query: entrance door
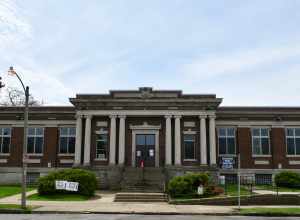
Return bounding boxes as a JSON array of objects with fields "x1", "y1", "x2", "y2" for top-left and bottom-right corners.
[{"x1": 135, "y1": 134, "x2": 155, "y2": 167}]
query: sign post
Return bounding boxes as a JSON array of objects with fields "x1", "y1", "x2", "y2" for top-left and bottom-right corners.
[{"x1": 237, "y1": 153, "x2": 241, "y2": 210}]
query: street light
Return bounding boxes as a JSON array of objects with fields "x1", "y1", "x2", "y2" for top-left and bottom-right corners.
[{"x1": 8, "y1": 66, "x2": 29, "y2": 209}]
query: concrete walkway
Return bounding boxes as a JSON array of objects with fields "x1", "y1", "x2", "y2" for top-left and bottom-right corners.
[
  {"x1": 1, "y1": 191, "x2": 299, "y2": 215},
  {"x1": 253, "y1": 190, "x2": 300, "y2": 195},
  {"x1": 0, "y1": 191, "x2": 234, "y2": 214}
]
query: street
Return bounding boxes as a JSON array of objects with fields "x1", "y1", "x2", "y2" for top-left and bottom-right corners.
[{"x1": 2, "y1": 214, "x2": 300, "y2": 220}]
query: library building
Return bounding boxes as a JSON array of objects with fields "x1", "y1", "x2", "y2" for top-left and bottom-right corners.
[{"x1": 0, "y1": 87, "x2": 299, "y2": 190}]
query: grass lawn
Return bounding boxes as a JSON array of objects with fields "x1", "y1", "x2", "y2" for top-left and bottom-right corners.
[
  {"x1": 225, "y1": 184, "x2": 252, "y2": 196},
  {"x1": 240, "y1": 207, "x2": 300, "y2": 216},
  {"x1": 0, "y1": 204, "x2": 33, "y2": 213},
  {"x1": 27, "y1": 193, "x2": 91, "y2": 201},
  {"x1": 255, "y1": 185, "x2": 300, "y2": 192},
  {"x1": 0, "y1": 185, "x2": 36, "y2": 199}
]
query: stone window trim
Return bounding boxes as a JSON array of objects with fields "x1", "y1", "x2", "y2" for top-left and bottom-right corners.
[
  {"x1": 217, "y1": 127, "x2": 236, "y2": 156},
  {"x1": 95, "y1": 132, "x2": 109, "y2": 161},
  {"x1": 0, "y1": 127, "x2": 11, "y2": 155},
  {"x1": 27, "y1": 127, "x2": 44, "y2": 155},
  {"x1": 59, "y1": 127, "x2": 76, "y2": 155},
  {"x1": 285, "y1": 127, "x2": 300, "y2": 156},
  {"x1": 251, "y1": 127, "x2": 271, "y2": 157},
  {"x1": 183, "y1": 133, "x2": 196, "y2": 160}
]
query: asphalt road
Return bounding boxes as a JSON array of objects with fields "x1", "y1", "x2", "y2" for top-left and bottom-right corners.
[{"x1": 2, "y1": 214, "x2": 300, "y2": 220}]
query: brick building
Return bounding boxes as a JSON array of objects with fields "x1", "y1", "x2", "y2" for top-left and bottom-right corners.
[{"x1": 0, "y1": 87, "x2": 299, "y2": 189}]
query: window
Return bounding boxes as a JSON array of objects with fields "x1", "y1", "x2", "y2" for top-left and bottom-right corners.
[
  {"x1": 252, "y1": 128, "x2": 270, "y2": 155},
  {"x1": 218, "y1": 127, "x2": 236, "y2": 155},
  {"x1": 0, "y1": 128, "x2": 11, "y2": 154},
  {"x1": 96, "y1": 133, "x2": 108, "y2": 160},
  {"x1": 27, "y1": 127, "x2": 44, "y2": 154},
  {"x1": 183, "y1": 134, "x2": 196, "y2": 160},
  {"x1": 286, "y1": 128, "x2": 300, "y2": 155},
  {"x1": 59, "y1": 127, "x2": 76, "y2": 154}
]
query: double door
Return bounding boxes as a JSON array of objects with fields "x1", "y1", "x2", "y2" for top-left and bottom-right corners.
[{"x1": 135, "y1": 134, "x2": 155, "y2": 167}]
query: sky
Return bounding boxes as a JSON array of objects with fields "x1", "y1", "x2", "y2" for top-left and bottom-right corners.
[{"x1": 0, "y1": 0, "x2": 300, "y2": 106}]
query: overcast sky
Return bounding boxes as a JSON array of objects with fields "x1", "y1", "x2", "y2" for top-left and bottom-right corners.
[{"x1": 0, "y1": 0, "x2": 300, "y2": 106}]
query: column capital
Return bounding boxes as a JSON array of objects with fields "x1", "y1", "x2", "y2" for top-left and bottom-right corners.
[
  {"x1": 208, "y1": 114, "x2": 216, "y2": 119},
  {"x1": 118, "y1": 115, "x2": 126, "y2": 119},
  {"x1": 75, "y1": 114, "x2": 83, "y2": 119},
  {"x1": 109, "y1": 114, "x2": 117, "y2": 119},
  {"x1": 164, "y1": 114, "x2": 172, "y2": 119},
  {"x1": 199, "y1": 114, "x2": 207, "y2": 119},
  {"x1": 84, "y1": 115, "x2": 93, "y2": 119},
  {"x1": 174, "y1": 115, "x2": 182, "y2": 119}
]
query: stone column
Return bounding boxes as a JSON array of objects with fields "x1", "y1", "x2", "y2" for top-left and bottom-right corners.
[
  {"x1": 74, "y1": 115, "x2": 82, "y2": 165},
  {"x1": 209, "y1": 114, "x2": 217, "y2": 165},
  {"x1": 174, "y1": 115, "x2": 182, "y2": 166},
  {"x1": 118, "y1": 115, "x2": 126, "y2": 165},
  {"x1": 165, "y1": 115, "x2": 172, "y2": 166},
  {"x1": 83, "y1": 115, "x2": 92, "y2": 166},
  {"x1": 199, "y1": 114, "x2": 207, "y2": 165},
  {"x1": 109, "y1": 115, "x2": 117, "y2": 165}
]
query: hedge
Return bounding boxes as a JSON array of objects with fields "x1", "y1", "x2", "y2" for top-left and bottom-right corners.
[
  {"x1": 167, "y1": 172, "x2": 218, "y2": 198},
  {"x1": 37, "y1": 168, "x2": 97, "y2": 196},
  {"x1": 275, "y1": 171, "x2": 300, "y2": 189}
]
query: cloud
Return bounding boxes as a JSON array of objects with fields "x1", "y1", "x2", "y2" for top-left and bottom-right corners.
[
  {"x1": 181, "y1": 44, "x2": 300, "y2": 79},
  {"x1": 0, "y1": 0, "x2": 32, "y2": 49}
]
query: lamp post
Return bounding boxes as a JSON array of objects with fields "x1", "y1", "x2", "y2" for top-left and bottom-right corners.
[{"x1": 8, "y1": 66, "x2": 29, "y2": 209}]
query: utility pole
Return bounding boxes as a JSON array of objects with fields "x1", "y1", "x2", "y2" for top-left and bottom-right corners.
[{"x1": 237, "y1": 153, "x2": 241, "y2": 210}]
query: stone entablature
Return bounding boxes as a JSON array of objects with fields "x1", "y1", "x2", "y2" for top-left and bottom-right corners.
[{"x1": 69, "y1": 87, "x2": 223, "y2": 111}]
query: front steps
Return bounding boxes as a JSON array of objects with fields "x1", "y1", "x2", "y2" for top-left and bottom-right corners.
[
  {"x1": 114, "y1": 192, "x2": 168, "y2": 202},
  {"x1": 121, "y1": 167, "x2": 165, "y2": 192}
]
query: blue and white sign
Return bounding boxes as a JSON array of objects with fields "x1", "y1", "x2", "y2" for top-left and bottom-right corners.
[{"x1": 222, "y1": 157, "x2": 234, "y2": 169}]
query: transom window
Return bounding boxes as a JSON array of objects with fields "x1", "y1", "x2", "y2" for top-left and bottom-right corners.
[
  {"x1": 286, "y1": 128, "x2": 300, "y2": 155},
  {"x1": 27, "y1": 127, "x2": 44, "y2": 154},
  {"x1": 252, "y1": 128, "x2": 270, "y2": 156},
  {"x1": 217, "y1": 127, "x2": 236, "y2": 155},
  {"x1": 59, "y1": 127, "x2": 76, "y2": 154},
  {"x1": 183, "y1": 134, "x2": 196, "y2": 160},
  {"x1": 96, "y1": 133, "x2": 108, "y2": 160},
  {"x1": 0, "y1": 128, "x2": 11, "y2": 154}
]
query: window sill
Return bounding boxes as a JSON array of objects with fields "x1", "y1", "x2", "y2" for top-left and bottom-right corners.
[
  {"x1": 27, "y1": 153, "x2": 43, "y2": 157},
  {"x1": 219, "y1": 154, "x2": 236, "y2": 157},
  {"x1": 58, "y1": 154, "x2": 75, "y2": 157},
  {"x1": 286, "y1": 155, "x2": 300, "y2": 158},
  {"x1": 183, "y1": 159, "x2": 197, "y2": 162},
  {"x1": 252, "y1": 155, "x2": 271, "y2": 158},
  {"x1": 0, "y1": 153, "x2": 10, "y2": 156},
  {"x1": 94, "y1": 158, "x2": 108, "y2": 161}
]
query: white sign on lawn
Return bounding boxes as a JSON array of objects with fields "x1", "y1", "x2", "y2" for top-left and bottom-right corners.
[{"x1": 55, "y1": 180, "x2": 79, "y2": 192}]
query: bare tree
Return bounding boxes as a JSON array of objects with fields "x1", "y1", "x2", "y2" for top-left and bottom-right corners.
[{"x1": 0, "y1": 87, "x2": 43, "y2": 106}]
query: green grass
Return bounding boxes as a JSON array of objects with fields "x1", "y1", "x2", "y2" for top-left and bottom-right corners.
[
  {"x1": 0, "y1": 204, "x2": 33, "y2": 213},
  {"x1": 27, "y1": 193, "x2": 91, "y2": 201},
  {"x1": 225, "y1": 184, "x2": 252, "y2": 196},
  {"x1": 254, "y1": 185, "x2": 300, "y2": 192},
  {"x1": 240, "y1": 207, "x2": 300, "y2": 216},
  {"x1": 0, "y1": 185, "x2": 36, "y2": 198}
]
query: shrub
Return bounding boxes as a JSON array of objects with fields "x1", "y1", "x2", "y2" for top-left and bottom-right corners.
[
  {"x1": 184, "y1": 173, "x2": 209, "y2": 188},
  {"x1": 167, "y1": 172, "x2": 210, "y2": 197},
  {"x1": 167, "y1": 176, "x2": 193, "y2": 197},
  {"x1": 275, "y1": 171, "x2": 300, "y2": 189},
  {"x1": 38, "y1": 168, "x2": 97, "y2": 196}
]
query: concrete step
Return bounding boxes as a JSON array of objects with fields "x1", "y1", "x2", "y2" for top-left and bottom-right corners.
[{"x1": 114, "y1": 193, "x2": 168, "y2": 202}]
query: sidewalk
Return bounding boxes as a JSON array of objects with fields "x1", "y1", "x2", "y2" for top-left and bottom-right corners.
[
  {"x1": 253, "y1": 189, "x2": 300, "y2": 195},
  {"x1": 0, "y1": 191, "x2": 234, "y2": 215},
  {"x1": 0, "y1": 191, "x2": 299, "y2": 215}
]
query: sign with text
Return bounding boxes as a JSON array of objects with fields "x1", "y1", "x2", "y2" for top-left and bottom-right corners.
[
  {"x1": 222, "y1": 157, "x2": 234, "y2": 169},
  {"x1": 55, "y1": 180, "x2": 79, "y2": 192}
]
